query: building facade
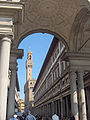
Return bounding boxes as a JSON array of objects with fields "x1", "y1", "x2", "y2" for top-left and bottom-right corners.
[
  {"x1": 33, "y1": 37, "x2": 90, "y2": 119},
  {"x1": 17, "y1": 99, "x2": 25, "y2": 113},
  {"x1": 24, "y1": 50, "x2": 36, "y2": 111}
]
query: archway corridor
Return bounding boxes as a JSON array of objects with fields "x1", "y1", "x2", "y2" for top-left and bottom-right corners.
[
  {"x1": 3, "y1": 31, "x2": 90, "y2": 120},
  {"x1": 7, "y1": 31, "x2": 69, "y2": 120},
  {"x1": 0, "y1": 0, "x2": 90, "y2": 120}
]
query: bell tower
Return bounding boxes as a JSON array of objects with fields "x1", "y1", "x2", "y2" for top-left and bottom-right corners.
[
  {"x1": 24, "y1": 49, "x2": 36, "y2": 111},
  {"x1": 26, "y1": 50, "x2": 33, "y2": 81}
]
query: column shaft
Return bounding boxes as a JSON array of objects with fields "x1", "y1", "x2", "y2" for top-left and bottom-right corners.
[
  {"x1": 78, "y1": 72, "x2": 87, "y2": 120},
  {"x1": 70, "y1": 71, "x2": 79, "y2": 120},
  {"x1": 7, "y1": 66, "x2": 17, "y2": 119},
  {"x1": 86, "y1": 87, "x2": 90, "y2": 119},
  {"x1": 58, "y1": 100, "x2": 60, "y2": 117},
  {"x1": 0, "y1": 37, "x2": 11, "y2": 120},
  {"x1": 51, "y1": 101, "x2": 54, "y2": 115},
  {"x1": 66, "y1": 96, "x2": 69, "y2": 118},
  {"x1": 61, "y1": 97, "x2": 63, "y2": 119}
]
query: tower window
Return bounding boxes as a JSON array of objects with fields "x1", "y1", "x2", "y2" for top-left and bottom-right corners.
[
  {"x1": 30, "y1": 55, "x2": 31, "y2": 60},
  {"x1": 28, "y1": 65, "x2": 30, "y2": 67},
  {"x1": 30, "y1": 82, "x2": 32, "y2": 84}
]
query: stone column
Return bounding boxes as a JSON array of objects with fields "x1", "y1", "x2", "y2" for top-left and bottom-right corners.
[
  {"x1": 7, "y1": 63, "x2": 17, "y2": 119},
  {"x1": 54, "y1": 101, "x2": 56, "y2": 114},
  {"x1": 47, "y1": 104, "x2": 49, "y2": 117},
  {"x1": 78, "y1": 71, "x2": 87, "y2": 120},
  {"x1": 66, "y1": 96, "x2": 69, "y2": 118},
  {"x1": 86, "y1": 87, "x2": 90, "y2": 119},
  {"x1": 0, "y1": 36, "x2": 11, "y2": 120},
  {"x1": 44, "y1": 106, "x2": 46, "y2": 117},
  {"x1": 63, "y1": 98, "x2": 65, "y2": 117},
  {"x1": 58, "y1": 99, "x2": 61, "y2": 117},
  {"x1": 51, "y1": 101, "x2": 54, "y2": 115},
  {"x1": 70, "y1": 71, "x2": 79, "y2": 120},
  {"x1": 61, "y1": 97, "x2": 63, "y2": 119},
  {"x1": 48, "y1": 104, "x2": 50, "y2": 117}
]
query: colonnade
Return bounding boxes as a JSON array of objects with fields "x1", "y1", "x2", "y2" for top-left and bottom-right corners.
[
  {"x1": 0, "y1": 35, "x2": 89, "y2": 120},
  {"x1": 34, "y1": 69, "x2": 90, "y2": 120},
  {"x1": 70, "y1": 71, "x2": 87, "y2": 120},
  {"x1": 0, "y1": 35, "x2": 23, "y2": 120},
  {"x1": 34, "y1": 95, "x2": 71, "y2": 119}
]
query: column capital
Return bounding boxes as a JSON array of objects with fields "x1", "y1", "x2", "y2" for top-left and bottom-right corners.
[
  {"x1": 69, "y1": 70, "x2": 77, "y2": 80},
  {"x1": 77, "y1": 70, "x2": 84, "y2": 75},
  {"x1": 69, "y1": 68, "x2": 76, "y2": 73},
  {"x1": 0, "y1": 35, "x2": 13, "y2": 44}
]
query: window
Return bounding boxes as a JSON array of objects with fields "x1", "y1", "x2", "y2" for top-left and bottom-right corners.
[
  {"x1": 53, "y1": 72, "x2": 54, "y2": 80},
  {"x1": 53, "y1": 56, "x2": 55, "y2": 62},
  {"x1": 55, "y1": 70, "x2": 57, "y2": 79},
  {"x1": 55, "y1": 53, "x2": 57, "y2": 58},
  {"x1": 57, "y1": 48, "x2": 59, "y2": 54},
  {"x1": 60, "y1": 42, "x2": 63, "y2": 51},
  {"x1": 30, "y1": 82, "x2": 32, "y2": 84},
  {"x1": 30, "y1": 55, "x2": 31, "y2": 60},
  {"x1": 57, "y1": 67, "x2": 59, "y2": 77},
  {"x1": 61, "y1": 62, "x2": 64, "y2": 73},
  {"x1": 28, "y1": 65, "x2": 30, "y2": 67}
]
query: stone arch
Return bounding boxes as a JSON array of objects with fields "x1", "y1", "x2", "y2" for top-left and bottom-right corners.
[
  {"x1": 16, "y1": 29, "x2": 69, "y2": 50},
  {"x1": 69, "y1": 8, "x2": 90, "y2": 52}
]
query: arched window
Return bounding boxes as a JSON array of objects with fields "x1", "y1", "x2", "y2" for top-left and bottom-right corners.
[{"x1": 30, "y1": 55, "x2": 31, "y2": 60}]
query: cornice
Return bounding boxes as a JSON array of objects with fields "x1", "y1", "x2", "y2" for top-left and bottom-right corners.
[{"x1": 0, "y1": 1, "x2": 24, "y2": 25}]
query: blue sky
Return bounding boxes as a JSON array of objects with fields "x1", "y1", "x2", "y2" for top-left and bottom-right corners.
[{"x1": 17, "y1": 33, "x2": 54, "y2": 99}]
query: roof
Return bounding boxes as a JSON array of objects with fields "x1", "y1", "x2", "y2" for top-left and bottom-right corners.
[{"x1": 33, "y1": 37, "x2": 59, "y2": 91}]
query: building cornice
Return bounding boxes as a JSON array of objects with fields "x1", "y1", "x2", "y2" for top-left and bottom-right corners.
[{"x1": 0, "y1": 1, "x2": 24, "y2": 25}]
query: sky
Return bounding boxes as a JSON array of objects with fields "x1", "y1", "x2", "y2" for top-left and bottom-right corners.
[{"x1": 17, "y1": 33, "x2": 54, "y2": 99}]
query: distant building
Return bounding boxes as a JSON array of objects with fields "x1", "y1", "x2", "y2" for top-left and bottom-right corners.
[
  {"x1": 24, "y1": 50, "x2": 36, "y2": 111},
  {"x1": 33, "y1": 37, "x2": 90, "y2": 119},
  {"x1": 18, "y1": 99, "x2": 25, "y2": 112}
]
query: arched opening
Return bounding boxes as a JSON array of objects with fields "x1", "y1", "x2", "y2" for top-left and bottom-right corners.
[
  {"x1": 15, "y1": 31, "x2": 69, "y2": 117},
  {"x1": 17, "y1": 29, "x2": 69, "y2": 49},
  {"x1": 17, "y1": 32, "x2": 54, "y2": 100}
]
